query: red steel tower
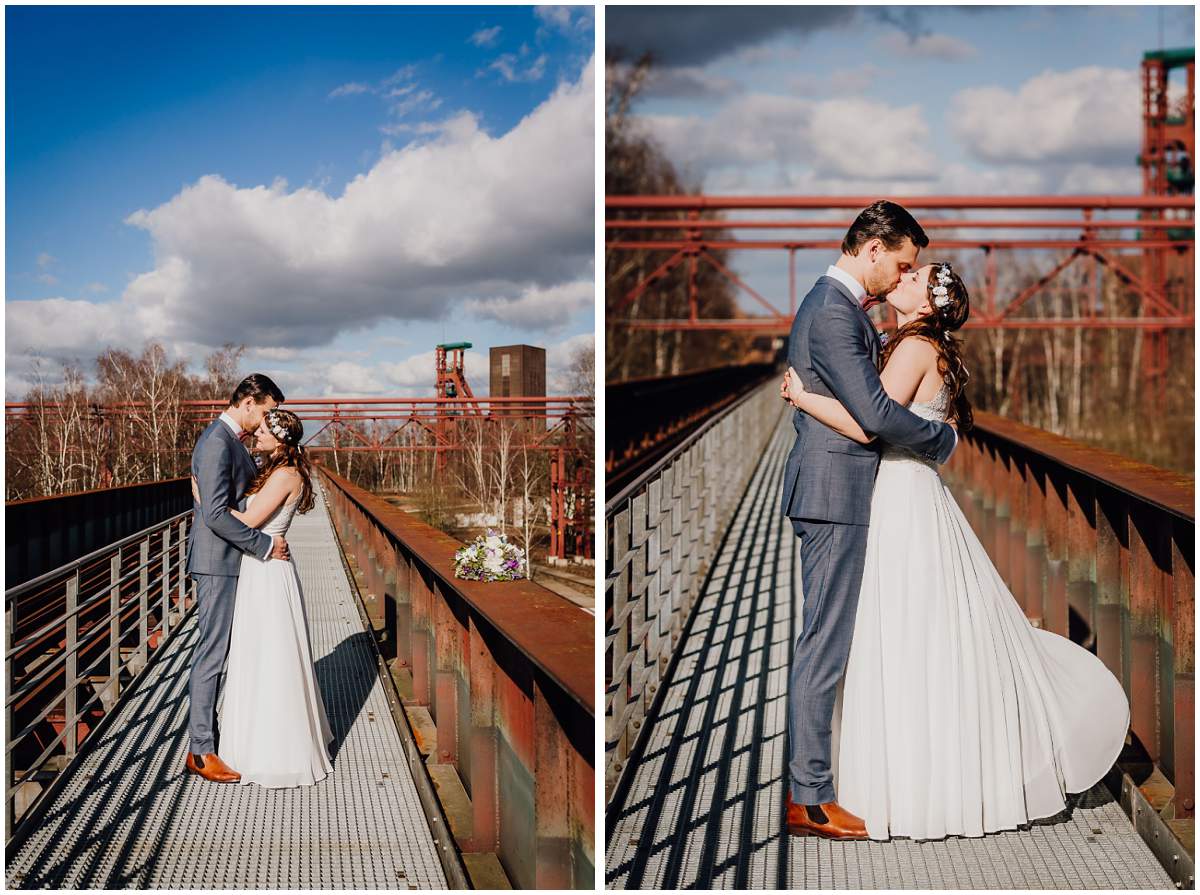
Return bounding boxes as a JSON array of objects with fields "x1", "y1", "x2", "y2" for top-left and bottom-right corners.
[{"x1": 1139, "y1": 47, "x2": 1195, "y2": 381}]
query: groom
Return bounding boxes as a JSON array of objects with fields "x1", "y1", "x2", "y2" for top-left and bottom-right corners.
[
  {"x1": 185, "y1": 373, "x2": 289, "y2": 783},
  {"x1": 779, "y1": 201, "x2": 958, "y2": 838}
]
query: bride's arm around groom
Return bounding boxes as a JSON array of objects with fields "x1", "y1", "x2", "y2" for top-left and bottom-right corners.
[
  {"x1": 193, "y1": 425, "x2": 276, "y2": 561},
  {"x1": 808, "y1": 300, "x2": 955, "y2": 463}
]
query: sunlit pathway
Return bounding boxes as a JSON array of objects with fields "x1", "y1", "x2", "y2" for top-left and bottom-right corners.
[{"x1": 7, "y1": 486, "x2": 449, "y2": 890}]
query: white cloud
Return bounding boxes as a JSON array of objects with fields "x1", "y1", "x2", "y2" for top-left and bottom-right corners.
[
  {"x1": 535, "y1": 6, "x2": 573, "y2": 33},
  {"x1": 7, "y1": 58, "x2": 595, "y2": 377},
  {"x1": 463, "y1": 278, "x2": 593, "y2": 332},
  {"x1": 637, "y1": 92, "x2": 937, "y2": 182},
  {"x1": 83, "y1": 282, "x2": 108, "y2": 294},
  {"x1": 470, "y1": 25, "x2": 502, "y2": 48},
  {"x1": 36, "y1": 252, "x2": 56, "y2": 269},
  {"x1": 329, "y1": 82, "x2": 371, "y2": 98},
  {"x1": 951, "y1": 66, "x2": 1140, "y2": 165},
  {"x1": 877, "y1": 30, "x2": 978, "y2": 61},
  {"x1": 488, "y1": 52, "x2": 548, "y2": 84},
  {"x1": 37, "y1": 273, "x2": 59, "y2": 286}
]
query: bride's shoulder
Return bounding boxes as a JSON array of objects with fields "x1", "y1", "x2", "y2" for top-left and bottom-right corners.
[
  {"x1": 889, "y1": 334, "x2": 940, "y2": 363},
  {"x1": 265, "y1": 465, "x2": 301, "y2": 486}
]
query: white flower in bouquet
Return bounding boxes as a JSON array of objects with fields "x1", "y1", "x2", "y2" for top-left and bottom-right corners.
[{"x1": 453, "y1": 529, "x2": 528, "y2": 582}]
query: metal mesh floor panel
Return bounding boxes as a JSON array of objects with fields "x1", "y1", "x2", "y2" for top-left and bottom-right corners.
[
  {"x1": 606, "y1": 417, "x2": 1173, "y2": 890},
  {"x1": 7, "y1": 486, "x2": 448, "y2": 889}
]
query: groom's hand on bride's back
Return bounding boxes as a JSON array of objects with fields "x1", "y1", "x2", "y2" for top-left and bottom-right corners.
[{"x1": 270, "y1": 536, "x2": 290, "y2": 561}]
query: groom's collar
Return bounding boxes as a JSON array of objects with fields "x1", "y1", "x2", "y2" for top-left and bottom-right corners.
[
  {"x1": 824, "y1": 265, "x2": 867, "y2": 306},
  {"x1": 218, "y1": 411, "x2": 243, "y2": 439}
]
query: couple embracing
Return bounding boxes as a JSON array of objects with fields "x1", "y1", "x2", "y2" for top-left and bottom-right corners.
[
  {"x1": 183, "y1": 374, "x2": 334, "y2": 789},
  {"x1": 780, "y1": 201, "x2": 1130, "y2": 842}
]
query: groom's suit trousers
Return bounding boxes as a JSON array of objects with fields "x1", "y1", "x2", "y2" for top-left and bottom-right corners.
[
  {"x1": 188, "y1": 572, "x2": 239, "y2": 754},
  {"x1": 788, "y1": 517, "x2": 869, "y2": 805}
]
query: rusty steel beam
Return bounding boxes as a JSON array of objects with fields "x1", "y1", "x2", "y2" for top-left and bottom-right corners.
[
  {"x1": 607, "y1": 195, "x2": 1196, "y2": 211},
  {"x1": 607, "y1": 238, "x2": 1193, "y2": 251},
  {"x1": 607, "y1": 218, "x2": 1193, "y2": 231},
  {"x1": 616, "y1": 317, "x2": 1195, "y2": 332},
  {"x1": 942, "y1": 411, "x2": 1194, "y2": 820},
  {"x1": 318, "y1": 465, "x2": 595, "y2": 887}
]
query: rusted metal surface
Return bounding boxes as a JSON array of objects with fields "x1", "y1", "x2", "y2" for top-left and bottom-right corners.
[
  {"x1": 943, "y1": 410, "x2": 1194, "y2": 821},
  {"x1": 606, "y1": 195, "x2": 1194, "y2": 339},
  {"x1": 6, "y1": 478, "x2": 190, "y2": 588},
  {"x1": 606, "y1": 364, "x2": 777, "y2": 495},
  {"x1": 318, "y1": 465, "x2": 594, "y2": 888},
  {"x1": 604, "y1": 379, "x2": 785, "y2": 800}
]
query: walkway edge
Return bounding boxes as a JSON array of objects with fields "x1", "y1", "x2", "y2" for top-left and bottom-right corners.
[{"x1": 323, "y1": 482, "x2": 472, "y2": 890}]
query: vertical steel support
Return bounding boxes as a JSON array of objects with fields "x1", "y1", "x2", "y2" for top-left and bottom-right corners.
[
  {"x1": 138, "y1": 539, "x2": 150, "y2": 667},
  {"x1": 64, "y1": 573, "x2": 79, "y2": 760},
  {"x1": 108, "y1": 551, "x2": 121, "y2": 705},
  {"x1": 161, "y1": 529, "x2": 171, "y2": 643}
]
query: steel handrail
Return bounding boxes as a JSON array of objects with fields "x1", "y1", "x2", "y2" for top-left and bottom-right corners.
[{"x1": 5, "y1": 510, "x2": 194, "y2": 839}]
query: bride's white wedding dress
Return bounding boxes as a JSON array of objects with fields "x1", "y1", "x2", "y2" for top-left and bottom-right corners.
[
  {"x1": 834, "y1": 386, "x2": 1130, "y2": 841},
  {"x1": 218, "y1": 492, "x2": 334, "y2": 788}
]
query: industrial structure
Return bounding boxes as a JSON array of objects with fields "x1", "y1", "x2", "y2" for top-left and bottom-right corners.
[{"x1": 606, "y1": 48, "x2": 1195, "y2": 386}]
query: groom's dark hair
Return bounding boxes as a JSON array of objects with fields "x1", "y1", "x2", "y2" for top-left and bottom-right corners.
[
  {"x1": 842, "y1": 200, "x2": 928, "y2": 256},
  {"x1": 229, "y1": 373, "x2": 285, "y2": 407}
]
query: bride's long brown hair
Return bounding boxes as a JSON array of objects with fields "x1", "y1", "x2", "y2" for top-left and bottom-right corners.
[
  {"x1": 879, "y1": 262, "x2": 975, "y2": 431},
  {"x1": 244, "y1": 408, "x2": 316, "y2": 514}
]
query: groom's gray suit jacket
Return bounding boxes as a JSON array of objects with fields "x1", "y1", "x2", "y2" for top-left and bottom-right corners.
[
  {"x1": 779, "y1": 275, "x2": 956, "y2": 524},
  {"x1": 186, "y1": 418, "x2": 272, "y2": 575}
]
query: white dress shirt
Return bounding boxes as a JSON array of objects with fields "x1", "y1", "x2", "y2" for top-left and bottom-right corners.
[
  {"x1": 823, "y1": 265, "x2": 957, "y2": 453},
  {"x1": 216, "y1": 411, "x2": 275, "y2": 559},
  {"x1": 825, "y1": 264, "x2": 867, "y2": 305}
]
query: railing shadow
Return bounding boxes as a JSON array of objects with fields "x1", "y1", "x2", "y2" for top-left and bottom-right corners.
[{"x1": 313, "y1": 631, "x2": 378, "y2": 760}]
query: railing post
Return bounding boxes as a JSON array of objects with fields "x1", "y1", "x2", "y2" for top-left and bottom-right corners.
[
  {"x1": 161, "y1": 528, "x2": 171, "y2": 643},
  {"x1": 1171, "y1": 519, "x2": 1194, "y2": 819},
  {"x1": 6, "y1": 602, "x2": 14, "y2": 840},
  {"x1": 108, "y1": 550, "x2": 121, "y2": 708},
  {"x1": 177, "y1": 516, "x2": 188, "y2": 613},
  {"x1": 65, "y1": 572, "x2": 79, "y2": 761},
  {"x1": 138, "y1": 539, "x2": 150, "y2": 668},
  {"x1": 468, "y1": 617, "x2": 499, "y2": 854}
]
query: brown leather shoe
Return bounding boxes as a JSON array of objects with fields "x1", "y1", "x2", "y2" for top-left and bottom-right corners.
[
  {"x1": 185, "y1": 752, "x2": 241, "y2": 783},
  {"x1": 786, "y1": 793, "x2": 869, "y2": 840}
]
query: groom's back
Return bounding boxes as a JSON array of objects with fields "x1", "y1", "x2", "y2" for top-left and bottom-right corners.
[
  {"x1": 187, "y1": 419, "x2": 247, "y2": 576},
  {"x1": 779, "y1": 278, "x2": 880, "y2": 525}
]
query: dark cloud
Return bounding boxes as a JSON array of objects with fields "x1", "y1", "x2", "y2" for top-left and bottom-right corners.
[
  {"x1": 607, "y1": 7, "x2": 857, "y2": 67},
  {"x1": 606, "y1": 6, "x2": 1011, "y2": 68}
]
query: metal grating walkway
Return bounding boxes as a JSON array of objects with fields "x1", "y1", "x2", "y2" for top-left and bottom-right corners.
[
  {"x1": 7, "y1": 485, "x2": 449, "y2": 889},
  {"x1": 605, "y1": 416, "x2": 1174, "y2": 890}
]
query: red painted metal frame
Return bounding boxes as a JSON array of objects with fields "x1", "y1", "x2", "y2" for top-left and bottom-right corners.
[
  {"x1": 5, "y1": 396, "x2": 596, "y2": 560},
  {"x1": 943, "y1": 411, "x2": 1194, "y2": 820},
  {"x1": 606, "y1": 195, "x2": 1195, "y2": 333},
  {"x1": 319, "y1": 465, "x2": 594, "y2": 888}
]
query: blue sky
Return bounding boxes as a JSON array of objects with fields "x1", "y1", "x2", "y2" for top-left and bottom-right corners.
[
  {"x1": 608, "y1": 4, "x2": 1194, "y2": 303},
  {"x1": 7, "y1": 5, "x2": 595, "y2": 399}
]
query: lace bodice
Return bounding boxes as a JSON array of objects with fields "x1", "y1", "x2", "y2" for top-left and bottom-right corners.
[
  {"x1": 881, "y1": 384, "x2": 950, "y2": 467},
  {"x1": 248, "y1": 492, "x2": 300, "y2": 539},
  {"x1": 906, "y1": 384, "x2": 950, "y2": 423}
]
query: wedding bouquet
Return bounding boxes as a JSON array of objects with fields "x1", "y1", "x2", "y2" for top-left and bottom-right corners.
[{"x1": 453, "y1": 530, "x2": 527, "y2": 582}]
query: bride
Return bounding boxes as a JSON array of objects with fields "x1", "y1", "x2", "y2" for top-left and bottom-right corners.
[
  {"x1": 783, "y1": 262, "x2": 1129, "y2": 841},
  {"x1": 214, "y1": 408, "x2": 334, "y2": 788}
]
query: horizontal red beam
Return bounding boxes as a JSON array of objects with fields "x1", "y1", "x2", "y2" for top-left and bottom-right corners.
[
  {"x1": 606, "y1": 218, "x2": 1192, "y2": 231},
  {"x1": 607, "y1": 239, "x2": 1193, "y2": 251},
  {"x1": 606, "y1": 195, "x2": 1197, "y2": 211},
  {"x1": 618, "y1": 317, "x2": 1195, "y2": 332}
]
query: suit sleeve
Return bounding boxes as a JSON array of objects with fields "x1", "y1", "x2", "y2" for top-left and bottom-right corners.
[
  {"x1": 195, "y1": 435, "x2": 274, "y2": 558},
  {"x1": 809, "y1": 304, "x2": 956, "y2": 464}
]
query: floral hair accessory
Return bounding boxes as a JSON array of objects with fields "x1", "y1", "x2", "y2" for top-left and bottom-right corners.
[
  {"x1": 931, "y1": 263, "x2": 953, "y2": 308},
  {"x1": 265, "y1": 409, "x2": 295, "y2": 445}
]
